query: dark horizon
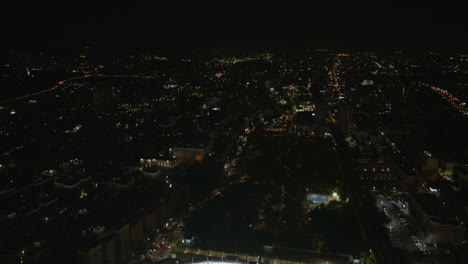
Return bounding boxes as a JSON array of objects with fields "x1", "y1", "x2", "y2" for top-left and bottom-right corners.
[{"x1": 3, "y1": 4, "x2": 468, "y2": 52}]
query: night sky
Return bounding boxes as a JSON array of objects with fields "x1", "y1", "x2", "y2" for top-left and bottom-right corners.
[{"x1": 3, "y1": 3, "x2": 468, "y2": 51}]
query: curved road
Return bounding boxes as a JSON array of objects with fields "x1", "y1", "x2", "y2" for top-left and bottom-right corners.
[{"x1": 0, "y1": 74, "x2": 158, "y2": 106}]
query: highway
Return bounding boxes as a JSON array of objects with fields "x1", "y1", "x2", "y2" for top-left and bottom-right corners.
[
  {"x1": 0, "y1": 74, "x2": 158, "y2": 106},
  {"x1": 419, "y1": 82, "x2": 468, "y2": 117}
]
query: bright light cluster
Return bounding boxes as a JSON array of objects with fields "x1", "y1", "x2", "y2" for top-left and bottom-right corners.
[{"x1": 420, "y1": 82, "x2": 468, "y2": 117}]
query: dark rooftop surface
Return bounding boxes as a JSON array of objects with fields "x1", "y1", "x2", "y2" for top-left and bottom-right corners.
[{"x1": 413, "y1": 193, "x2": 463, "y2": 226}]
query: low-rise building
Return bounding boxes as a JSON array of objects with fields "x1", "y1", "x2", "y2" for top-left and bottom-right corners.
[
  {"x1": 409, "y1": 194, "x2": 466, "y2": 244},
  {"x1": 173, "y1": 144, "x2": 212, "y2": 162},
  {"x1": 140, "y1": 158, "x2": 181, "y2": 178}
]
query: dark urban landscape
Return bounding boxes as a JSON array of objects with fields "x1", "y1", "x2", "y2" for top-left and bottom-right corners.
[{"x1": 1, "y1": 5, "x2": 467, "y2": 264}]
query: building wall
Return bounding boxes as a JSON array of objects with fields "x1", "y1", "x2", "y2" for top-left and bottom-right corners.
[
  {"x1": 78, "y1": 245, "x2": 103, "y2": 264},
  {"x1": 425, "y1": 221, "x2": 465, "y2": 244},
  {"x1": 113, "y1": 225, "x2": 130, "y2": 264},
  {"x1": 129, "y1": 222, "x2": 144, "y2": 246},
  {"x1": 101, "y1": 237, "x2": 117, "y2": 264},
  {"x1": 143, "y1": 211, "x2": 157, "y2": 235}
]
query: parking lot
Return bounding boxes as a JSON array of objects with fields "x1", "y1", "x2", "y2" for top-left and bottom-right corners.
[{"x1": 375, "y1": 194, "x2": 427, "y2": 253}]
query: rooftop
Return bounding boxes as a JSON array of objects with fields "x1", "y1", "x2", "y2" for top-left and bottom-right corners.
[{"x1": 413, "y1": 193, "x2": 463, "y2": 227}]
